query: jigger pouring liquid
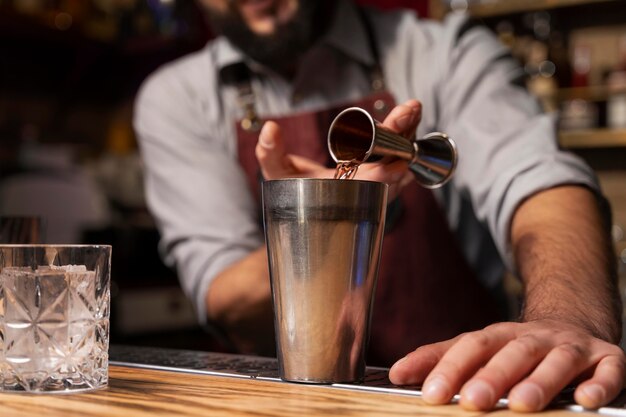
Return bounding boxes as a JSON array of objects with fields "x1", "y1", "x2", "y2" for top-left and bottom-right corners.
[{"x1": 327, "y1": 107, "x2": 457, "y2": 188}]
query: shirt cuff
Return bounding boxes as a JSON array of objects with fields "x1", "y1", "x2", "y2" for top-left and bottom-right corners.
[
  {"x1": 193, "y1": 246, "x2": 258, "y2": 326},
  {"x1": 494, "y1": 152, "x2": 602, "y2": 273}
]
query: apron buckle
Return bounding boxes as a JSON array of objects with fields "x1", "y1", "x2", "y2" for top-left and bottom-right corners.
[{"x1": 240, "y1": 116, "x2": 261, "y2": 132}]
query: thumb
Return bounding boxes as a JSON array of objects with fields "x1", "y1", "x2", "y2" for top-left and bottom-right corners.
[
  {"x1": 255, "y1": 121, "x2": 293, "y2": 179},
  {"x1": 382, "y1": 100, "x2": 422, "y2": 139}
]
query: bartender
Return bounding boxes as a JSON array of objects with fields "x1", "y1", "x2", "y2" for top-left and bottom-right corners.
[{"x1": 133, "y1": 0, "x2": 625, "y2": 412}]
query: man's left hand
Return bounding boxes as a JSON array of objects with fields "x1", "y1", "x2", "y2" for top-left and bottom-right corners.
[
  {"x1": 255, "y1": 100, "x2": 421, "y2": 200},
  {"x1": 389, "y1": 320, "x2": 626, "y2": 411}
]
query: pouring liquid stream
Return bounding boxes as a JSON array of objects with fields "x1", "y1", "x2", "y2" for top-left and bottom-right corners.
[{"x1": 334, "y1": 161, "x2": 360, "y2": 180}]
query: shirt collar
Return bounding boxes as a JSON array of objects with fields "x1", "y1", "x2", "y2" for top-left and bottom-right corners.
[
  {"x1": 214, "y1": 37, "x2": 246, "y2": 72},
  {"x1": 214, "y1": 0, "x2": 375, "y2": 78}
]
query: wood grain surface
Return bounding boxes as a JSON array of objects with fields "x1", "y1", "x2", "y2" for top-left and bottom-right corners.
[{"x1": 0, "y1": 366, "x2": 597, "y2": 417}]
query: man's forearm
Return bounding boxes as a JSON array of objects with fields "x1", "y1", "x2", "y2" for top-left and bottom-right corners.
[
  {"x1": 511, "y1": 185, "x2": 621, "y2": 343},
  {"x1": 206, "y1": 247, "x2": 275, "y2": 355}
]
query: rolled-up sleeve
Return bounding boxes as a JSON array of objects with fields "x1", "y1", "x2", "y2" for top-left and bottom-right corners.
[
  {"x1": 436, "y1": 14, "x2": 600, "y2": 269},
  {"x1": 134, "y1": 64, "x2": 263, "y2": 324}
]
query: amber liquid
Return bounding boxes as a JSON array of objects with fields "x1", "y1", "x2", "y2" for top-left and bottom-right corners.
[{"x1": 334, "y1": 161, "x2": 360, "y2": 180}]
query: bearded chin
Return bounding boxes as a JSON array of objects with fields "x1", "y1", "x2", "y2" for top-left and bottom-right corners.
[{"x1": 209, "y1": 1, "x2": 336, "y2": 75}]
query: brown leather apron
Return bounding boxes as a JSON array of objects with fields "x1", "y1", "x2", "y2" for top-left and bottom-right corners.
[{"x1": 229, "y1": 14, "x2": 502, "y2": 367}]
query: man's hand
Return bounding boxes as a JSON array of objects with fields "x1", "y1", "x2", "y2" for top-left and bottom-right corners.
[
  {"x1": 390, "y1": 185, "x2": 625, "y2": 412},
  {"x1": 389, "y1": 320, "x2": 626, "y2": 411},
  {"x1": 255, "y1": 100, "x2": 421, "y2": 197}
]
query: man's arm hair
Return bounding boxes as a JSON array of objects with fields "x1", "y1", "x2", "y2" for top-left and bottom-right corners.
[{"x1": 512, "y1": 185, "x2": 621, "y2": 343}]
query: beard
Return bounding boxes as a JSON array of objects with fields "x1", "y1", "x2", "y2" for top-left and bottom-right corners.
[{"x1": 207, "y1": 0, "x2": 337, "y2": 76}]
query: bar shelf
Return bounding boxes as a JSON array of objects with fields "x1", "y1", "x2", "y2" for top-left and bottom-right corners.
[
  {"x1": 559, "y1": 128, "x2": 626, "y2": 148},
  {"x1": 465, "y1": 0, "x2": 620, "y2": 18}
]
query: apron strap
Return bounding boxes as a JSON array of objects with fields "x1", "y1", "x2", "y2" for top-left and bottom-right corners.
[
  {"x1": 357, "y1": 7, "x2": 386, "y2": 93},
  {"x1": 222, "y1": 62, "x2": 263, "y2": 132}
]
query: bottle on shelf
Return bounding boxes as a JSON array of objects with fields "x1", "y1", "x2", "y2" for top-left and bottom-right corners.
[
  {"x1": 526, "y1": 39, "x2": 559, "y2": 113},
  {"x1": 547, "y1": 30, "x2": 572, "y2": 89},
  {"x1": 560, "y1": 43, "x2": 599, "y2": 131},
  {"x1": 571, "y1": 43, "x2": 592, "y2": 88},
  {"x1": 519, "y1": 12, "x2": 560, "y2": 113},
  {"x1": 606, "y1": 35, "x2": 626, "y2": 129}
]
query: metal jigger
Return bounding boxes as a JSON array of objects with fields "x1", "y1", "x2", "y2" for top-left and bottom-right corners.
[{"x1": 327, "y1": 107, "x2": 458, "y2": 188}]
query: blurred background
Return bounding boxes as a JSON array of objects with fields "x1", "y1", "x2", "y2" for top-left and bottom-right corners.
[{"x1": 0, "y1": 0, "x2": 625, "y2": 350}]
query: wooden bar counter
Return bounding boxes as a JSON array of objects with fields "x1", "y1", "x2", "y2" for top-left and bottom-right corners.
[
  {"x1": 0, "y1": 365, "x2": 598, "y2": 417},
  {"x1": 0, "y1": 346, "x2": 612, "y2": 417}
]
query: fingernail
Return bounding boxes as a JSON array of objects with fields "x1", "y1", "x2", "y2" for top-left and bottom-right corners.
[
  {"x1": 394, "y1": 108, "x2": 416, "y2": 131},
  {"x1": 407, "y1": 101, "x2": 421, "y2": 113},
  {"x1": 423, "y1": 376, "x2": 451, "y2": 404},
  {"x1": 462, "y1": 380, "x2": 495, "y2": 410},
  {"x1": 509, "y1": 383, "x2": 544, "y2": 411},
  {"x1": 389, "y1": 356, "x2": 409, "y2": 382},
  {"x1": 259, "y1": 124, "x2": 275, "y2": 149},
  {"x1": 580, "y1": 384, "x2": 606, "y2": 405}
]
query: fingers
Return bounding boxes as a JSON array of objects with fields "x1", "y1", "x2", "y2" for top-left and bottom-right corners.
[
  {"x1": 459, "y1": 334, "x2": 551, "y2": 410},
  {"x1": 256, "y1": 102, "x2": 421, "y2": 183},
  {"x1": 420, "y1": 327, "x2": 511, "y2": 405},
  {"x1": 381, "y1": 99, "x2": 421, "y2": 138},
  {"x1": 507, "y1": 342, "x2": 591, "y2": 412},
  {"x1": 357, "y1": 159, "x2": 408, "y2": 183},
  {"x1": 256, "y1": 121, "x2": 292, "y2": 180},
  {"x1": 354, "y1": 100, "x2": 421, "y2": 196},
  {"x1": 574, "y1": 354, "x2": 626, "y2": 409},
  {"x1": 390, "y1": 321, "x2": 626, "y2": 413},
  {"x1": 389, "y1": 339, "x2": 456, "y2": 385},
  {"x1": 355, "y1": 160, "x2": 410, "y2": 200},
  {"x1": 289, "y1": 155, "x2": 334, "y2": 178},
  {"x1": 257, "y1": 121, "x2": 337, "y2": 179},
  {"x1": 257, "y1": 101, "x2": 421, "y2": 180}
]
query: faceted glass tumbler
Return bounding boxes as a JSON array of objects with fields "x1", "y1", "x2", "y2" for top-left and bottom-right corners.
[{"x1": 0, "y1": 245, "x2": 111, "y2": 393}]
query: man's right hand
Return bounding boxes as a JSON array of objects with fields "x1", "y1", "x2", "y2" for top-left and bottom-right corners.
[{"x1": 255, "y1": 99, "x2": 423, "y2": 199}]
